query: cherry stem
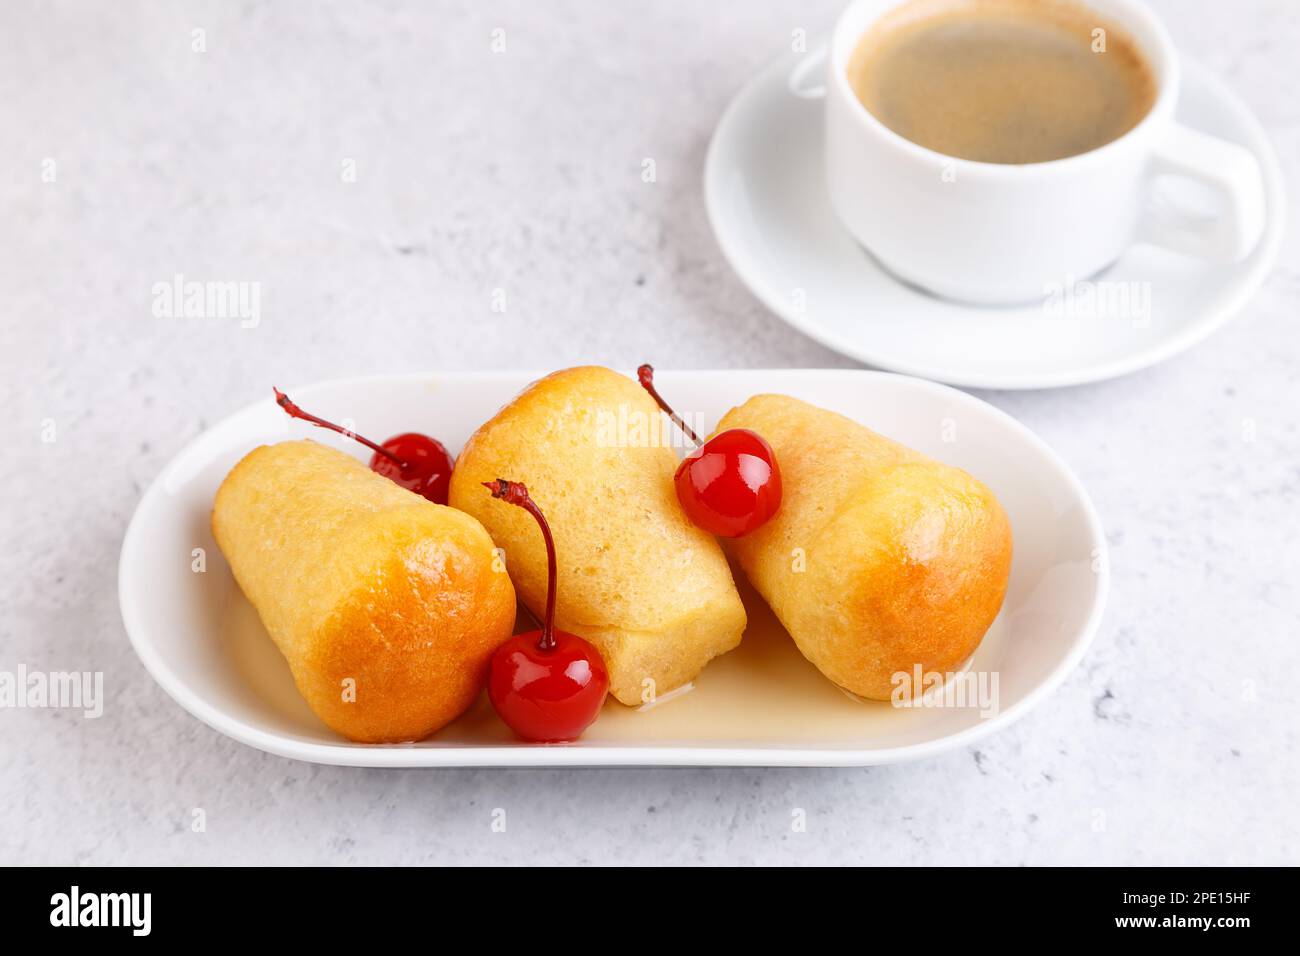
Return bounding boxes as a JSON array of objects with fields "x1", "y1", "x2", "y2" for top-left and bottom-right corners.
[
  {"x1": 273, "y1": 387, "x2": 406, "y2": 467},
  {"x1": 483, "y1": 480, "x2": 558, "y2": 652},
  {"x1": 636, "y1": 364, "x2": 702, "y2": 447}
]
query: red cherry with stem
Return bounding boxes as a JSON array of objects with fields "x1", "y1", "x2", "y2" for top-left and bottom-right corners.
[
  {"x1": 368, "y1": 432, "x2": 453, "y2": 506},
  {"x1": 637, "y1": 364, "x2": 782, "y2": 538},
  {"x1": 483, "y1": 479, "x2": 609, "y2": 743},
  {"x1": 273, "y1": 388, "x2": 454, "y2": 505}
]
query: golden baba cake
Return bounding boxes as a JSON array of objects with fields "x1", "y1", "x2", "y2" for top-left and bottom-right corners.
[
  {"x1": 449, "y1": 366, "x2": 747, "y2": 705},
  {"x1": 717, "y1": 394, "x2": 1013, "y2": 699},
  {"x1": 212, "y1": 439, "x2": 516, "y2": 742}
]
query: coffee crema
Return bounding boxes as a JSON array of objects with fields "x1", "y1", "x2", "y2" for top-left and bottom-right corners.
[{"x1": 847, "y1": 0, "x2": 1157, "y2": 164}]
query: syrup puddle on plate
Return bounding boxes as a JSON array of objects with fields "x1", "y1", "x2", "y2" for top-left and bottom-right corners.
[{"x1": 224, "y1": 559, "x2": 1010, "y2": 750}]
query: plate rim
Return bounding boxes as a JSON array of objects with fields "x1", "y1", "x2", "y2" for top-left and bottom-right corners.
[
  {"x1": 703, "y1": 54, "x2": 1287, "y2": 390},
  {"x1": 118, "y1": 368, "x2": 1109, "y2": 768}
]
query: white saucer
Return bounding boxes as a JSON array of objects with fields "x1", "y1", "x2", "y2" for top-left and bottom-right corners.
[
  {"x1": 119, "y1": 370, "x2": 1105, "y2": 767},
  {"x1": 704, "y1": 54, "x2": 1285, "y2": 389}
]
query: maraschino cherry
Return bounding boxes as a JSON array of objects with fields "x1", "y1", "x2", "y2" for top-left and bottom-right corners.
[
  {"x1": 273, "y1": 387, "x2": 454, "y2": 505},
  {"x1": 482, "y1": 479, "x2": 609, "y2": 743},
  {"x1": 637, "y1": 364, "x2": 782, "y2": 537}
]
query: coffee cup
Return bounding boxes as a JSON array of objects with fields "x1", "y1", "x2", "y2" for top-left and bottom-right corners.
[{"x1": 790, "y1": 0, "x2": 1266, "y2": 305}]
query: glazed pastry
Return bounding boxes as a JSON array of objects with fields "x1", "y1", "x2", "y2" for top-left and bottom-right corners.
[
  {"x1": 212, "y1": 439, "x2": 516, "y2": 743},
  {"x1": 448, "y1": 366, "x2": 747, "y2": 705},
  {"x1": 716, "y1": 395, "x2": 1012, "y2": 700}
]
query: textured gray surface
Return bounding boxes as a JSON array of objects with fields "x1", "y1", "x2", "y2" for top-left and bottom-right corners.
[{"x1": 1, "y1": 0, "x2": 1297, "y2": 865}]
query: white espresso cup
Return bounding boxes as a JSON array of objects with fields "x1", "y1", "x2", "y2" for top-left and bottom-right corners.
[{"x1": 791, "y1": 0, "x2": 1267, "y2": 305}]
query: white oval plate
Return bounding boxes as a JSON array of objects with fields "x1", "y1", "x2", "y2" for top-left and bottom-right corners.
[
  {"x1": 705, "y1": 55, "x2": 1285, "y2": 389},
  {"x1": 119, "y1": 370, "x2": 1107, "y2": 767}
]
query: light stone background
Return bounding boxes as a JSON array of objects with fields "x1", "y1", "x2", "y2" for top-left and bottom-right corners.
[{"x1": 2, "y1": 0, "x2": 1297, "y2": 866}]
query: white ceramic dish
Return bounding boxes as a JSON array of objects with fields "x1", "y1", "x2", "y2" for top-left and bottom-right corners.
[
  {"x1": 704, "y1": 54, "x2": 1285, "y2": 389},
  {"x1": 119, "y1": 370, "x2": 1107, "y2": 767}
]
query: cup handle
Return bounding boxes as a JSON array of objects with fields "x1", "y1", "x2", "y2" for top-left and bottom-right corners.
[
  {"x1": 787, "y1": 44, "x2": 829, "y2": 100},
  {"x1": 1140, "y1": 123, "x2": 1266, "y2": 262}
]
